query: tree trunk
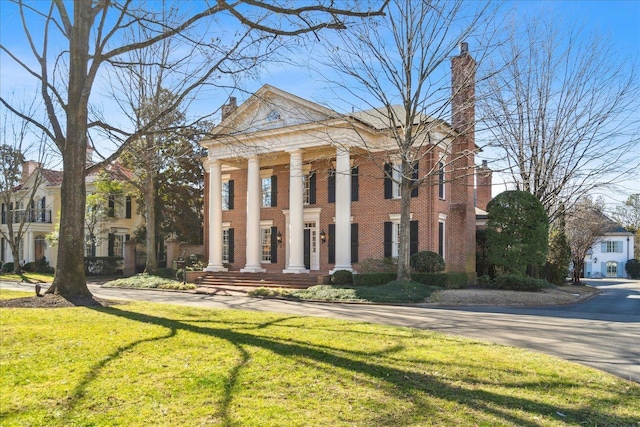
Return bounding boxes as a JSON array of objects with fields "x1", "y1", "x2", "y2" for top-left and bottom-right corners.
[
  {"x1": 46, "y1": 2, "x2": 92, "y2": 296},
  {"x1": 396, "y1": 161, "x2": 413, "y2": 282},
  {"x1": 10, "y1": 244, "x2": 22, "y2": 274},
  {"x1": 144, "y1": 175, "x2": 158, "y2": 273}
]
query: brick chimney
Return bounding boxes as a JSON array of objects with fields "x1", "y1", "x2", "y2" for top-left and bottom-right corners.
[
  {"x1": 447, "y1": 42, "x2": 477, "y2": 280},
  {"x1": 21, "y1": 161, "x2": 42, "y2": 183},
  {"x1": 221, "y1": 97, "x2": 238, "y2": 121},
  {"x1": 475, "y1": 160, "x2": 493, "y2": 211}
]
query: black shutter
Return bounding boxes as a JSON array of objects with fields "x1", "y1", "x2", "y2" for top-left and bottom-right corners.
[
  {"x1": 125, "y1": 196, "x2": 132, "y2": 218},
  {"x1": 351, "y1": 223, "x2": 359, "y2": 263},
  {"x1": 108, "y1": 195, "x2": 115, "y2": 217},
  {"x1": 384, "y1": 221, "x2": 392, "y2": 258},
  {"x1": 328, "y1": 223, "x2": 335, "y2": 264},
  {"x1": 411, "y1": 161, "x2": 419, "y2": 198},
  {"x1": 309, "y1": 172, "x2": 316, "y2": 204},
  {"x1": 328, "y1": 169, "x2": 336, "y2": 203},
  {"x1": 438, "y1": 222, "x2": 444, "y2": 257},
  {"x1": 271, "y1": 175, "x2": 278, "y2": 207},
  {"x1": 125, "y1": 234, "x2": 130, "y2": 241},
  {"x1": 41, "y1": 197, "x2": 46, "y2": 222},
  {"x1": 228, "y1": 228, "x2": 235, "y2": 263},
  {"x1": 351, "y1": 167, "x2": 359, "y2": 202},
  {"x1": 270, "y1": 226, "x2": 278, "y2": 263},
  {"x1": 384, "y1": 163, "x2": 393, "y2": 199},
  {"x1": 410, "y1": 220, "x2": 419, "y2": 256},
  {"x1": 108, "y1": 233, "x2": 115, "y2": 257},
  {"x1": 228, "y1": 180, "x2": 234, "y2": 210},
  {"x1": 1, "y1": 203, "x2": 5, "y2": 224}
]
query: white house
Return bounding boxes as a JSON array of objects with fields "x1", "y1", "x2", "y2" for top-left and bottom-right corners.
[{"x1": 584, "y1": 226, "x2": 635, "y2": 278}]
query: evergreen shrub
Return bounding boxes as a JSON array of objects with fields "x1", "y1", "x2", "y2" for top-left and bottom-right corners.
[
  {"x1": 410, "y1": 251, "x2": 445, "y2": 273},
  {"x1": 626, "y1": 259, "x2": 640, "y2": 279},
  {"x1": 331, "y1": 270, "x2": 353, "y2": 286}
]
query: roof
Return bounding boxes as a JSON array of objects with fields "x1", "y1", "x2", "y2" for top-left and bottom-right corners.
[
  {"x1": 348, "y1": 105, "x2": 440, "y2": 130},
  {"x1": 40, "y1": 169, "x2": 64, "y2": 187}
]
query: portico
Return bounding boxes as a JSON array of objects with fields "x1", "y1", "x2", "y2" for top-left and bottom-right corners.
[{"x1": 204, "y1": 145, "x2": 354, "y2": 274}]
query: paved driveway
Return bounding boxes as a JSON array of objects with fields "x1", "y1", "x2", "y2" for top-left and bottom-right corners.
[{"x1": 1, "y1": 278, "x2": 638, "y2": 383}]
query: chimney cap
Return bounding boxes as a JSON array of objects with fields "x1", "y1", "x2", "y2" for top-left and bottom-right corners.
[{"x1": 460, "y1": 42, "x2": 469, "y2": 55}]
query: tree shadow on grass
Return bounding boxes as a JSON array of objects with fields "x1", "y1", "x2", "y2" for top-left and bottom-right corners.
[{"x1": 78, "y1": 306, "x2": 637, "y2": 426}]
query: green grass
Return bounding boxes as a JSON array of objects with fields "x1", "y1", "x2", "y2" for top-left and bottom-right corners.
[
  {"x1": 103, "y1": 273, "x2": 196, "y2": 290},
  {"x1": 1, "y1": 292, "x2": 638, "y2": 426},
  {"x1": 0, "y1": 272, "x2": 54, "y2": 283},
  {"x1": 285, "y1": 281, "x2": 441, "y2": 303}
]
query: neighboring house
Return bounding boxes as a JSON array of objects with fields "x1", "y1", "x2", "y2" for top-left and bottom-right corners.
[
  {"x1": 0, "y1": 159, "x2": 143, "y2": 269},
  {"x1": 584, "y1": 226, "x2": 635, "y2": 278},
  {"x1": 200, "y1": 45, "x2": 489, "y2": 277}
]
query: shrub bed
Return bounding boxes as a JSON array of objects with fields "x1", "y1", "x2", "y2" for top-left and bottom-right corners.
[{"x1": 481, "y1": 274, "x2": 555, "y2": 292}]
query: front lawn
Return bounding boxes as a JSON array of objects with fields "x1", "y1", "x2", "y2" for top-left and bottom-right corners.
[
  {"x1": 1, "y1": 291, "x2": 638, "y2": 426},
  {"x1": 0, "y1": 272, "x2": 54, "y2": 283}
]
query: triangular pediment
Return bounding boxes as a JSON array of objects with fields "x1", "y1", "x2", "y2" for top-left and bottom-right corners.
[{"x1": 211, "y1": 85, "x2": 339, "y2": 137}]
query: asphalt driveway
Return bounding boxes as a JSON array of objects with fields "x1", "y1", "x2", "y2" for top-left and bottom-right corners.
[{"x1": 1, "y1": 278, "x2": 638, "y2": 383}]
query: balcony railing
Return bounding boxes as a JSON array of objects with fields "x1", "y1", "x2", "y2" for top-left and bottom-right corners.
[{"x1": 1, "y1": 209, "x2": 52, "y2": 224}]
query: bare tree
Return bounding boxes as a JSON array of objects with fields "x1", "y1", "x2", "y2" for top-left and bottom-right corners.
[
  {"x1": 0, "y1": 101, "x2": 47, "y2": 274},
  {"x1": 0, "y1": 1, "x2": 386, "y2": 296},
  {"x1": 566, "y1": 197, "x2": 614, "y2": 284},
  {"x1": 479, "y1": 15, "x2": 640, "y2": 223},
  {"x1": 317, "y1": 0, "x2": 497, "y2": 280},
  {"x1": 611, "y1": 193, "x2": 640, "y2": 257}
]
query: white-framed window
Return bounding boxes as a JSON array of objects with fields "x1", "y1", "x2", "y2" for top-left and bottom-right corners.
[
  {"x1": 222, "y1": 228, "x2": 230, "y2": 263},
  {"x1": 261, "y1": 177, "x2": 272, "y2": 207},
  {"x1": 260, "y1": 227, "x2": 272, "y2": 262},
  {"x1": 113, "y1": 234, "x2": 125, "y2": 258},
  {"x1": 302, "y1": 170, "x2": 315, "y2": 205},
  {"x1": 222, "y1": 180, "x2": 230, "y2": 210},
  {"x1": 604, "y1": 241, "x2": 621, "y2": 253}
]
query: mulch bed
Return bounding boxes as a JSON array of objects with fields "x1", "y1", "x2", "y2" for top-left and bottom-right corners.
[{"x1": 0, "y1": 294, "x2": 122, "y2": 308}]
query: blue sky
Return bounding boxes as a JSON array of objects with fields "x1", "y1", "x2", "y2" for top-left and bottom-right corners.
[{"x1": 1, "y1": 1, "x2": 638, "y2": 205}]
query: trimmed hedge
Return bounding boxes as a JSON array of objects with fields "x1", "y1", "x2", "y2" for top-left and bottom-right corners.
[
  {"x1": 482, "y1": 274, "x2": 555, "y2": 292},
  {"x1": 1, "y1": 262, "x2": 14, "y2": 273},
  {"x1": 410, "y1": 251, "x2": 445, "y2": 273},
  {"x1": 84, "y1": 256, "x2": 123, "y2": 275},
  {"x1": 331, "y1": 270, "x2": 353, "y2": 286},
  {"x1": 352, "y1": 273, "x2": 396, "y2": 287}
]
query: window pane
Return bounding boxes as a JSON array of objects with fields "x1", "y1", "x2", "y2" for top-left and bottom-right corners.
[
  {"x1": 222, "y1": 181, "x2": 230, "y2": 210},
  {"x1": 222, "y1": 229, "x2": 229, "y2": 262},
  {"x1": 261, "y1": 228, "x2": 271, "y2": 261},
  {"x1": 261, "y1": 178, "x2": 271, "y2": 207}
]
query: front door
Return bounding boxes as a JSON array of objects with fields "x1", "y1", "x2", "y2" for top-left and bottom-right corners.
[
  {"x1": 304, "y1": 229, "x2": 311, "y2": 270},
  {"x1": 304, "y1": 221, "x2": 319, "y2": 270},
  {"x1": 34, "y1": 235, "x2": 45, "y2": 261}
]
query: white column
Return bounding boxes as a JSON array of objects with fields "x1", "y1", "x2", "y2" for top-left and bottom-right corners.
[
  {"x1": 331, "y1": 147, "x2": 353, "y2": 273},
  {"x1": 283, "y1": 149, "x2": 308, "y2": 273},
  {"x1": 25, "y1": 231, "x2": 33, "y2": 263},
  {"x1": 241, "y1": 156, "x2": 265, "y2": 272},
  {"x1": 205, "y1": 160, "x2": 227, "y2": 272}
]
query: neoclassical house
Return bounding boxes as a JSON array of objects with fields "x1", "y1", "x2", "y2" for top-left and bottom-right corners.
[
  {"x1": 200, "y1": 45, "x2": 488, "y2": 278},
  {"x1": 0, "y1": 159, "x2": 143, "y2": 269}
]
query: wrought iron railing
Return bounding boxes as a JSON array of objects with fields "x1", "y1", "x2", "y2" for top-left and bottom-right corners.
[{"x1": 1, "y1": 209, "x2": 52, "y2": 224}]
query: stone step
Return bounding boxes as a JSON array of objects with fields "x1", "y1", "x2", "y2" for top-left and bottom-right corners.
[{"x1": 197, "y1": 272, "x2": 325, "y2": 290}]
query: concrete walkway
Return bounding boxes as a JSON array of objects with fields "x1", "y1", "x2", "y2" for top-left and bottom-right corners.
[{"x1": 1, "y1": 279, "x2": 638, "y2": 383}]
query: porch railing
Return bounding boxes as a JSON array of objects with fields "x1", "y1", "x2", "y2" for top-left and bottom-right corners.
[{"x1": 1, "y1": 209, "x2": 53, "y2": 224}]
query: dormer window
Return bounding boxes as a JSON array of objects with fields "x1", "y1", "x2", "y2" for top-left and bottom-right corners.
[{"x1": 266, "y1": 110, "x2": 281, "y2": 121}]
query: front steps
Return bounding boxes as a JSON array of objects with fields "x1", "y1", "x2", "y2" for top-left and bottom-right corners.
[{"x1": 197, "y1": 271, "x2": 327, "y2": 290}]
